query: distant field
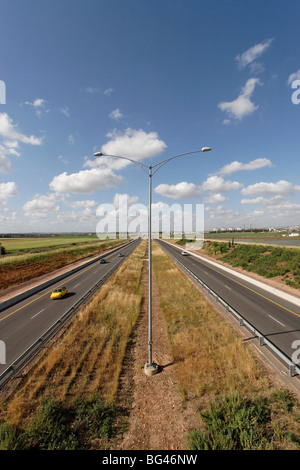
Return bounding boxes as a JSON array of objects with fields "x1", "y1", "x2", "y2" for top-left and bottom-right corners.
[
  {"x1": 0, "y1": 235, "x2": 100, "y2": 255},
  {"x1": 205, "y1": 231, "x2": 300, "y2": 239},
  {"x1": 205, "y1": 232, "x2": 300, "y2": 248}
]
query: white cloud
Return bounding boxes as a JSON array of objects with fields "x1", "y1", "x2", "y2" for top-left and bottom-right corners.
[
  {"x1": 235, "y1": 39, "x2": 273, "y2": 70},
  {"x1": 154, "y1": 176, "x2": 242, "y2": 200},
  {"x1": 0, "y1": 154, "x2": 11, "y2": 173},
  {"x1": 201, "y1": 175, "x2": 243, "y2": 193},
  {"x1": 52, "y1": 128, "x2": 166, "y2": 197},
  {"x1": 24, "y1": 98, "x2": 49, "y2": 116},
  {"x1": 267, "y1": 201, "x2": 300, "y2": 214},
  {"x1": 216, "y1": 157, "x2": 272, "y2": 176},
  {"x1": 287, "y1": 69, "x2": 300, "y2": 86},
  {"x1": 0, "y1": 181, "x2": 18, "y2": 201},
  {"x1": 154, "y1": 182, "x2": 201, "y2": 199},
  {"x1": 113, "y1": 193, "x2": 139, "y2": 208},
  {"x1": 88, "y1": 128, "x2": 167, "y2": 170},
  {"x1": 64, "y1": 199, "x2": 98, "y2": 209},
  {"x1": 241, "y1": 195, "x2": 284, "y2": 205},
  {"x1": 23, "y1": 193, "x2": 60, "y2": 218},
  {"x1": 82, "y1": 86, "x2": 101, "y2": 94},
  {"x1": 0, "y1": 112, "x2": 44, "y2": 146},
  {"x1": 104, "y1": 88, "x2": 114, "y2": 96},
  {"x1": 58, "y1": 155, "x2": 69, "y2": 165},
  {"x1": 218, "y1": 78, "x2": 260, "y2": 122},
  {"x1": 0, "y1": 113, "x2": 44, "y2": 173},
  {"x1": 49, "y1": 167, "x2": 123, "y2": 194},
  {"x1": 60, "y1": 106, "x2": 70, "y2": 117},
  {"x1": 241, "y1": 180, "x2": 300, "y2": 196},
  {"x1": 203, "y1": 193, "x2": 228, "y2": 204},
  {"x1": 68, "y1": 134, "x2": 75, "y2": 145},
  {"x1": 205, "y1": 205, "x2": 238, "y2": 221},
  {"x1": 109, "y1": 108, "x2": 123, "y2": 120}
]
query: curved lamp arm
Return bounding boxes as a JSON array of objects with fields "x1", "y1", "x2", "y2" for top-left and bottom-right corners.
[
  {"x1": 151, "y1": 147, "x2": 211, "y2": 175},
  {"x1": 93, "y1": 152, "x2": 149, "y2": 174},
  {"x1": 94, "y1": 147, "x2": 211, "y2": 175}
]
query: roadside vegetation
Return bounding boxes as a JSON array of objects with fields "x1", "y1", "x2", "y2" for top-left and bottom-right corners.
[
  {"x1": 0, "y1": 235, "x2": 101, "y2": 255},
  {"x1": 0, "y1": 238, "x2": 125, "y2": 291},
  {"x1": 152, "y1": 242, "x2": 300, "y2": 450},
  {"x1": 1, "y1": 239, "x2": 300, "y2": 450},
  {"x1": 0, "y1": 241, "x2": 146, "y2": 449},
  {"x1": 199, "y1": 240, "x2": 300, "y2": 289}
]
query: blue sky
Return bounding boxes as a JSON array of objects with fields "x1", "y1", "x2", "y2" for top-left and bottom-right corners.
[{"x1": 1, "y1": 0, "x2": 300, "y2": 233}]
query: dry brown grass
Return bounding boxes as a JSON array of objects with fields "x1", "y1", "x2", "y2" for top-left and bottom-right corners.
[
  {"x1": 1, "y1": 241, "x2": 146, "y2": 426},
  {"x1": 152, "y1": 242, "x2": 300, "y2": 449},
  {"x1": 152, "y1": 242, "x2": 276, "y2": 401}
]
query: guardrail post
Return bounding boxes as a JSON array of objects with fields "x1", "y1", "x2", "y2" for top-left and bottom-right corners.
[{"x1": 289, "y1": 364, "x2": 296, "y2": 377}]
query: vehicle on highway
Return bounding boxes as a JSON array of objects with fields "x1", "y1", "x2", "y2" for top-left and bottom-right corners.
[
  {"x1": 50, "y1": 287, "x2": 68, "y2": 299},
  {"x1": 181, "y1": 251, "x2": 188, "y2": 256},
  {"x1": 118, "y1": 253, "x2": 124, "y2": 257},
  {"x1": 100, "y1": 258, "x2": 107, "y2": 264}
]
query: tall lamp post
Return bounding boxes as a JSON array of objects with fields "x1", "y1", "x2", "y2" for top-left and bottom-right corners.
[{"x1": 94, "y1": 147, "x2": 212, "y2": 376}]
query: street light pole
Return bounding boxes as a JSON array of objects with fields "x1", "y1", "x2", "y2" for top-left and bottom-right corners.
[
  {"x1": 148, "y1": 164, "x2": 153, "y2": 370},
  {"x1": 94, "y1": 147, "x2": 211, "y2": 376}
]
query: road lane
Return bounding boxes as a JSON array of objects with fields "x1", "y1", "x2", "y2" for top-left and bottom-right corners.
[
  {"x1": 0, "y1": 239, "x2": 140, "y2": 375},
  {"x1": 157, "y1": 240, "x2": 300, "y2": 365}
]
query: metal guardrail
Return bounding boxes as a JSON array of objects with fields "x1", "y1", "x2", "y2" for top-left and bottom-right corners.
[
  {"x1": 0, "y1": 239, "x2": 141, "y2": 390},
  {"x1": 157, "y1": 240, "x2": 300, "y2": 378}
]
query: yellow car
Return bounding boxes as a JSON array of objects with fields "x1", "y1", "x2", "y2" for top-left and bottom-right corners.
[{"x1": 50, "y1": 287, "x2": 68, "y2": 299}]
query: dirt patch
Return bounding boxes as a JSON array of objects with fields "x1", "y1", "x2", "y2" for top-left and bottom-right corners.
[{"x1": 116, "y1": 259, "x2": 200, "y2": 450}]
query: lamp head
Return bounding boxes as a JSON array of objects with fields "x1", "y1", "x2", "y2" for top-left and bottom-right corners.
[
  {"x1": 201, "y1": 147, "x2": 212, "y2": 152},
  {"x1": 94, "y1": 152, "x2": 103, "y2": 156}
]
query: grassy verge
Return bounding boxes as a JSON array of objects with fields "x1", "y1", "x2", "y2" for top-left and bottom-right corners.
[
  {"x1": 152, "y1": 242, "x2": 300, "y2": 450},
  {"x1": 188, "y1": 240, "x2": 300, "y2": 290},
  {"x1": 0, "y1": 239, "x2": 125, "y2": 291},
  {"x1": 0, "y1": 235, "x2": 102, "y2": 255},
  {"x1": 0, "y1": 240, "x2": 146, "y2": 450}
]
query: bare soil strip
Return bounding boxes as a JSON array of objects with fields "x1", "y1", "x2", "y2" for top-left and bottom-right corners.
[{"x1": 117, "y1": 257, "x2": 200, "y2": 451}]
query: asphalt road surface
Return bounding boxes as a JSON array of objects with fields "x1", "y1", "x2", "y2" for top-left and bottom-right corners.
[
  {"x1": 0, "y1": 238, "x2": 141, "y2": 376},
  {"x1": 156, "y1": 239, "x2": 300, "y2": 368}
]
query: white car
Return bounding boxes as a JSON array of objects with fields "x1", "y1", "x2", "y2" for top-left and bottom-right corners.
[{"x1": 181, "y1": 251, "x2": 188, "y2": 256}]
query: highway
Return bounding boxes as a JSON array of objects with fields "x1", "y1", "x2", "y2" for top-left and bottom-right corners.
[
  {"x1": 0, "y1": 238, "x2": 141, "y2": 377},
  {"x1": 156, "y1": 239, "x2": 300, "y2": 369}
]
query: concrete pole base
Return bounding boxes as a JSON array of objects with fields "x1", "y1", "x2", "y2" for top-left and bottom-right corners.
[{"x1": 144, "y1": 362, "x2": 158, "y2": 376}]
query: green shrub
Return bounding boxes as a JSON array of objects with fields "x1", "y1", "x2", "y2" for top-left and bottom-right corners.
[
  {"x1": 0, "y1": 396, "x2": 121, "y2": 450},
  {"x1": 0, "y1": 423, "x2": 27, "y2": 450},
  {"x1": 271, "y1": 389, "x2": 296, "y2": 413},
  {"x1": 219, "y1": 244, "x2": 300, "y2": 288},
  {"x1": 25, "y1": 399, "x2": 78, "y2": 450},
  {"x1": 187, "y1": 393, "x2": 274, "y2": 450},
  {"x1": 73, "y1": 395, "x2": 118, "y2": 439}
]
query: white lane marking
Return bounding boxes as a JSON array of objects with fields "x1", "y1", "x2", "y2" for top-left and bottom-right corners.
[
  {"x1": 73, "y1": 283, "x2": 80, "y2": 288},
  {"x1": 225, "y1": 285, "x2": 232, "y2": 290},
  {"x1": 268, "y1": 315, "x2": 285, "y2": 327},
  {"x1": 31, "y1": 309, "x2": 45, "y2": 319}
]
